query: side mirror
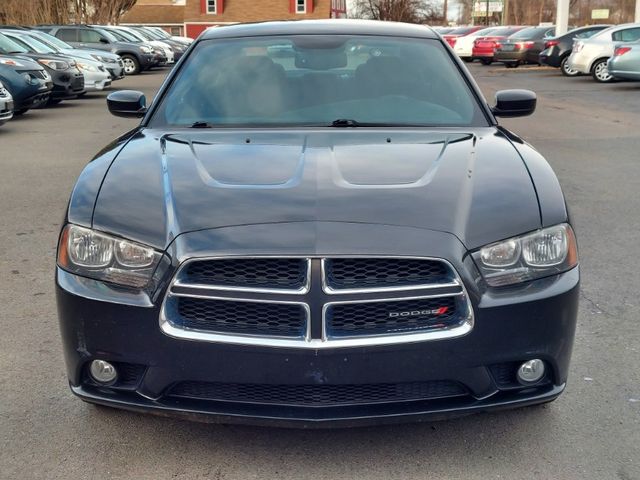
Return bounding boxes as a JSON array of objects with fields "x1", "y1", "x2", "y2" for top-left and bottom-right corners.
[
  {"x1": 492, "y1": 89, "x2": 537, "y2": 118},
  {"x1": 107, "y1": 90, "x2": 147, "y2": 118},
  {"x1": 99, "y1": 37, "x2": 110, "y2": 44}
]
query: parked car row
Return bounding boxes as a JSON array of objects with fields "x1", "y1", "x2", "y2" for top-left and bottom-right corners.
[
  {"x1": 436, "y1": 23, "x2": 640, "y2": 83},
  {"x1": 0, "y1": 24, "x2": 192, "y2": 127}
]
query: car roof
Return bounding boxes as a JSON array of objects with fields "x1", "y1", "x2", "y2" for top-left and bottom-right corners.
[{"x1": 200, "y1": 20, "x2": 439, "y2": 41}]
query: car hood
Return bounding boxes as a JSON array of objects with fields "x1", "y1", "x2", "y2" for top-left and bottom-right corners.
[
  {"x1": 92, "y1": 128, "x2": 542, "y2": 251},
  {"x1": 0, "y1": 54, "x2": 45, "y2": 70},
  {"x1": 70, "y1": 48, "x2": 120, "y2": 61},
  {"x1": 114, "y1": 41, "x2": 145, "y2": 50}
]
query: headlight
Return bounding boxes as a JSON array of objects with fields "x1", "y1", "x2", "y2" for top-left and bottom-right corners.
[
  {"x1": 37, "y1": 58, "x2": 70, "y2": 71},
  {"x1": 472, "y1": 223, "x2": 578, "y2": 287},
  {"x1": 77, "y1": 62, "x2": 98, "y2": 72},
  {"x1": 140, "y1": 45, "x2": 153, "y2": 54},
  {"x1": 57, "y1": 224, "x2": 164, "y2": 289},
  {"x1": 0, "y1": 58, "x2": 24, "y2": 66},
  {"x1": 91, "y1": 54, "x2": 115, "y2": 63}
]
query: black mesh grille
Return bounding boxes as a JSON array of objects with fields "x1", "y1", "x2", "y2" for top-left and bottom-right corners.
[
  {"x1": 325, "y1": 258, "x2": 452, "y2": 290},
  {"x1": 168, "y1": 380, "x2": 467, "y2": 406},
  {"x1": 170, "y1": 297, "x2": 307, "y2": 337},
  {"x1": 18, "y1": 70, "x2": 47, "y2": 79},
  {"x1": 181, "y1": 258, "x2": 308, "y2": 290},
  {"x1": 326, "y1": 297, "x2": 460, "y2": 337}
]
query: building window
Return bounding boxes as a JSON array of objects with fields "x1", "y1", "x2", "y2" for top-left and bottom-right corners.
[
  {"x1": 207, "y1": 0, "x2": 216, "y2": 14},
  {"x1": 170, "y1": 27, "x2": 181, "y2": 35},
  {"x1": 296, "y1": 0, "x2": 306, "y2": 14}
]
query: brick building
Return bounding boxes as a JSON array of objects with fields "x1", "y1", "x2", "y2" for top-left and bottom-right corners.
[
  {"x1": 184, "y1": 0, "x2": 340, "y2": 38},
  {"x1": 122, "y1": 0, "x2": 347, "y2": 39},
  {"x1": 121, "y1": 0, "x2": 187, "y2": 36}
]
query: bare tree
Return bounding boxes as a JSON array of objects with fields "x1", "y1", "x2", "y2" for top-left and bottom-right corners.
[
  {"x1": 352, "y1": 0, "x2": 440, "y2": 23},
  {"x1": 0, "y1": 0, "x2": 137, "y2": 25}
]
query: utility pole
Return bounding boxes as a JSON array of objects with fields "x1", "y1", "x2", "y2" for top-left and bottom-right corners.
[
  {"x1": 443, "y1": 0, "x2": 448, "y2": 25},
  {"x1": 556, "y1": 0, "x2": 569, "y2": 35},
  {"x1": 486, "y1": 0, "x2": 490, "y2": 25}
]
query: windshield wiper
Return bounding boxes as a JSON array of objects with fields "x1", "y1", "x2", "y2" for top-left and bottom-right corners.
[
  {"x1": 189, "y1": 121, "x2": 213, "y2": 128},
  {"x1": 329, "y1": 119, "x2": 422, "y2": 128},
  {"x1": 331, "y1": 118, "x2": 362, "y2": 127}
]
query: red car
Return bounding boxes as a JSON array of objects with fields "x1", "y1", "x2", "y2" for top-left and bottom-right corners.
[
  {"x1": 472, "y1": 26, "x2": 529, "y2": 64},
  {"x1": 442, "y1": 26, "x2": 484, "y2": 48}
]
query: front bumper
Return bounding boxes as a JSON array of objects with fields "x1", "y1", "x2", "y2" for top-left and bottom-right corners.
[
  {"x1": 139, "y1": 54, "x2": 156, "y2": 70},
  {"x1": 106, "y1": 62, "x2": 125, "y2": 81},
  {"x1": 57, "y1": 258, "x2": 579, "y2": 427},
  {"x1": 82, "y1": 70, "x2": 112, "y2": 91},
  {"x1": 0, "y1": 98, "x2": 13, "y2": 123},
  {"x1": 14, "y1": 90, "x2": 51, "y2": 111},
  {"x1": 51, "y1": 71, "x2": 85, "y2": 99}
]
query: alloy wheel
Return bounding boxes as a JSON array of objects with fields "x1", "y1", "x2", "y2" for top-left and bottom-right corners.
[
  {"x1": 561, "y1": 57, "x2": 579, "y2": 76},
  {"x1": 123, "y1": 58, "x2": 137, "y2": 75},
  {"x1": 593, "y1": 60, "x2": 613, "y2": 82}
]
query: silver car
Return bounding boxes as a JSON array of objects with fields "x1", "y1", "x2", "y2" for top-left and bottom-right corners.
[
  {"x1": 0, "y1": 80, "x2": 13, "y2": 126},
  {"x1": 608, "y1": 41, "x2": 640, "y2": 81},
  {"x1": 567, "y1": 23, "x2": 640, "y2": 82}
]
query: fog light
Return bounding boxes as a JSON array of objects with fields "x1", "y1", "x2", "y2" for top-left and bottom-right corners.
[
  {"x1": 517, "y1": 359, "x2": 545, "y2": 385},
  {"x1": 89, "y1": 360, "x2": 118, "y2": 384}
]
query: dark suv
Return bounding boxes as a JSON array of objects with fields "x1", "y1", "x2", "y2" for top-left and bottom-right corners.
[
  {"x1": 0, "y1": 56, "x2": 52, "y2": 114},
  {"x1": 35, "y1": 25, "x2": 155, "y2": 75}
]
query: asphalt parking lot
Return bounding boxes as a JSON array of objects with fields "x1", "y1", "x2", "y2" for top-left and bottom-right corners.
[{"x1": 1, "y1": 63, "x2": 639, "y2": 479}]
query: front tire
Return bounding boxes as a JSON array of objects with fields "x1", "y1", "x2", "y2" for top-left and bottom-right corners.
[
  {"x1": 505, "y1": 61, "x2": 519, "y2": 68},
  {"x1": 561, "y1": 56, "x2": 579, "y2": 77},
  {"x1": 121, "y1": 55, "x2": 141, "y2": 75},
  {"x1": 480, "y1": 58, "x2": 492, "y2": 65},
  {"x1": 592, "y1": 58, "x2": 613, "y2": 83}
]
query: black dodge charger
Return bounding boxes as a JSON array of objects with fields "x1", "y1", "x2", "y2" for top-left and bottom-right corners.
[{"x1": 56, "y1": 20, "x2": 579, "y2": 427}]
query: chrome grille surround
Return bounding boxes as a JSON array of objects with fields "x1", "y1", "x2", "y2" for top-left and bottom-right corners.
[{"x1": 160, "y1": 256, "x2": 474, "y2": 348}]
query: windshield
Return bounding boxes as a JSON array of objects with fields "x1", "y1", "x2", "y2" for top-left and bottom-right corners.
[
  {"x1": 93, "y1": 28, "x2": 119, "y2": 43},
  {"x1": 0, "y1": 33, "x2": 29, "y2": 54},
  {"x1": 148, "y1": 27, "x2": 170, "y2": 39},
  {"x1": 32, "y1": 31, "x2": 74, "y2": 50},
  {"x1": 447, "y1": 27, "x2": 478, "y2": 35},
  {"x1": 103, "y1": 28, "x2": 134, "y2": 42},
  {"x1": 150, "y1": 35, "x2": 485, "y2": 128},
  {"x1": 509, "y1": 27, "x2": 552, "y2": 39},
  {"x1": 473, "y1": 27, "x2": 498, "y2": 36},
  {"x1": 10, "y1": 34, "x2": 58, "y2": 53},
  {"x1": 142, "y1": 28, "x2": 163, "y2": 40},
  {"x1": 128, "y1": 28, "x2": 153, "y2": 41},
  {"x1": 117, "y1": 28, "x2": 145, "y2": 42}
]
